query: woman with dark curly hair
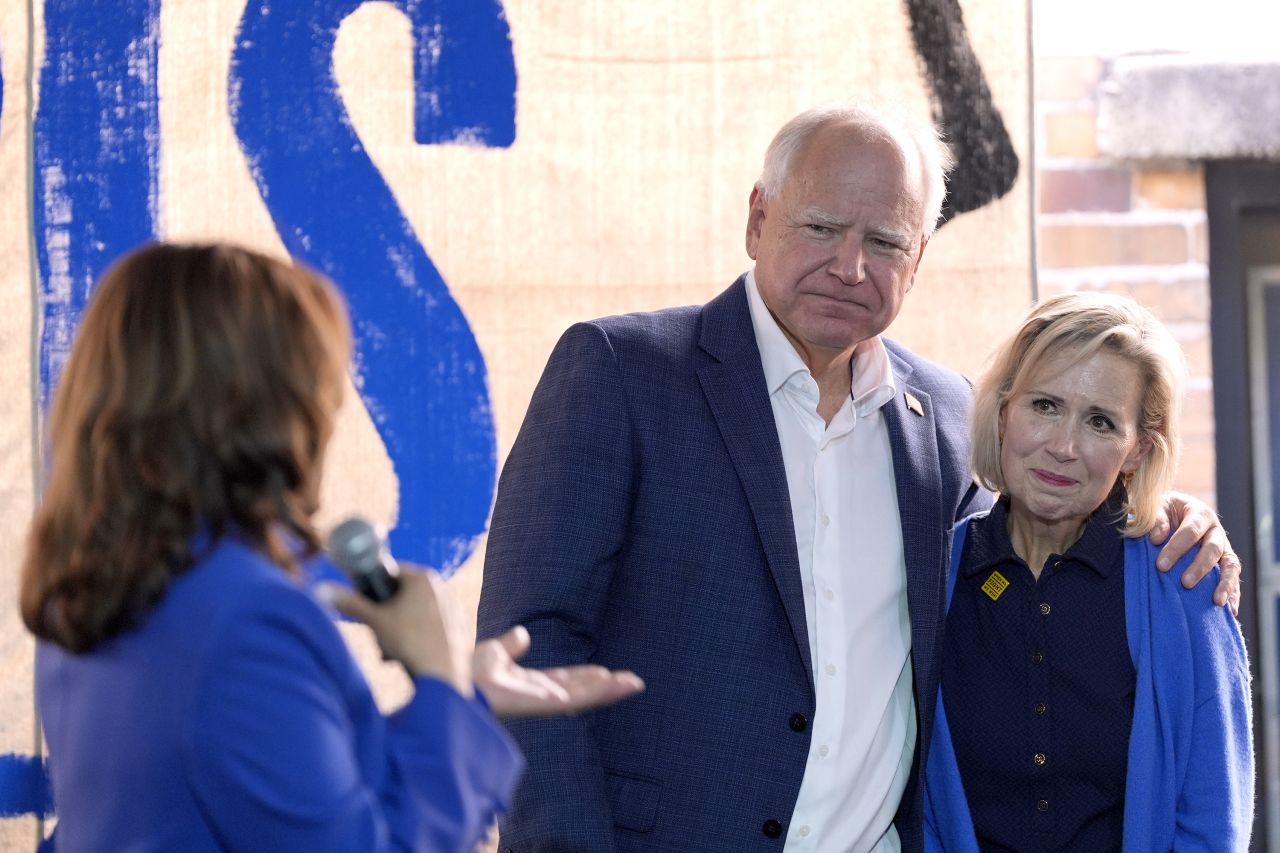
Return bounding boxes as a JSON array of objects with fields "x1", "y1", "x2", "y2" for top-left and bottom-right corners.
[{"x1": 22, "y1": 243, "x2": 641, "y2": 852}]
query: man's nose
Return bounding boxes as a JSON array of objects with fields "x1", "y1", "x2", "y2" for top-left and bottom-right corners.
[{"x1": 828, "y1": 235, "x2": 866, "y2": 285}]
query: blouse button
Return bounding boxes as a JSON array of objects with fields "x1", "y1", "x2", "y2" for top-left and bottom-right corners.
[
  {"x1": 1034, "y1": 703, "x2": 1047, "y2": 716},
  {"x1": 1037, "y1": 799, "x2": 1050, "y2": 812},
  {"x1": 1033, "y1": 752, "x2": 1047, "y2": 766},
  {"x1": 1039, "y1": 602, "x2": 1051, "y2": 616}
]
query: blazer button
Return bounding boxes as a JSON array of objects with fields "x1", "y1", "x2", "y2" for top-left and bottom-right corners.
[
  {"x1": 789, "y1": 712, "x2": 808, "y2": 732},
  {"x1": 762, "y1": 819, "x2": 784, "y2": 838}
]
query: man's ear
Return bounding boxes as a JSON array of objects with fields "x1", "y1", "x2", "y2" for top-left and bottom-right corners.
[
  {"x1": 745, "y1": 185, "x2": 766, "y2": 260},
  {"x1": 904, "y1": 234, "x2": 930, "y2": 294}
]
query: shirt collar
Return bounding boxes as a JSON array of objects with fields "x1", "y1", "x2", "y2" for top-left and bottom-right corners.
[
  {"x1": 962, "y1": 493, "x2": 1128, "y2": 579},
  {"x1": 744, "y1": 270, "x2": 896, "y2": 415}
]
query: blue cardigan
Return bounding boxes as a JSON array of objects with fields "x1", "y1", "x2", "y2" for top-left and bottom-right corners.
[
  {"x1": 37, "y1": 535, "x2": 523, "y2": 852},
  {"x1": 924, "y1": 516, "x2": 1253, "y2": 852}
]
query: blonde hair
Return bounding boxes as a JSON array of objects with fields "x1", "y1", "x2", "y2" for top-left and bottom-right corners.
[{"x1": 971, "y1": 292, "x2": 1186, "y2": 536}]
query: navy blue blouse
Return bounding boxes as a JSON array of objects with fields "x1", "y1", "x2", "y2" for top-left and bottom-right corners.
[{"x1": 941, "y1": 497, "x2": 1135, "y2": 852}]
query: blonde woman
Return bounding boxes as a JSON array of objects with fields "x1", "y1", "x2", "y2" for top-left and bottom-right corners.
[{"x1": 924, "y1": 293, "x2": 1252, "y2": 852}]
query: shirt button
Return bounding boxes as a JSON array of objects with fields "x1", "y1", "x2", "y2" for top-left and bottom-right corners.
[
  {"x1": 1034, "y1": 753, "x2": 1047, "y2": 766},
  {"x1": 789, "y1": 713, "x2": 808, "y2": 732},
  {"x1": 820, "y1": 513, "x2": 831, "y2": 527},
  {"x1": 819, "y1": 744, "x2": 830, "y2": 758},
  {"x1": 825, "y1": 663, "x2": 836, "y2": 676},
  {"x1": 1037, "y1": 799, "x2": 1050, "y2": 812},
  {"x1": 798, "y1": 826, "x2": 811, "y2": 838},
  {"x1": 1032, "y1": 651, "x2": 1045, "y2": 664},
  {"x1": 823, "y1": 589, "x2": 834, "y2": 601},
  {"x1": 762, "y1": 819, "x2": 783, "y2": 838},
  {"x1": 1034, "y1": 703, "x2": 1047, "y2": 716},
  {"x1": 1039, "y1": 602, "x2": 1051, "y2": 615}
]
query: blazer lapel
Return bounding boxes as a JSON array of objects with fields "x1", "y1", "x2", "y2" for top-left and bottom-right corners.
[
  {"x1": 695, "y1": 278, "x2": 814, "y2": 687},
  {"x1": 882, "y1": 351, "x2": 947, "y2": 697}
]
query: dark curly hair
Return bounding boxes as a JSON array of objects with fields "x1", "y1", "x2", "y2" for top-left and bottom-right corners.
[{"x1": 21, "y1": 243, "x2": 351, "y2": 652}]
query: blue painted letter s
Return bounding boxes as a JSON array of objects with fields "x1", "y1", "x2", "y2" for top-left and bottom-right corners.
[{"x1": 230, "y1": 0, "x2": 517, "y2": 572}]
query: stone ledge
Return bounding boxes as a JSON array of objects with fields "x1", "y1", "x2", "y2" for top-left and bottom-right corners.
[{"x1": 1098, "y1": 55, "x2": 1280, "y2": 160}]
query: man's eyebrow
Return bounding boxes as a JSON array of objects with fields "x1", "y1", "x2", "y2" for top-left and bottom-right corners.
[
  {"x1": 794, "y1": 207, "x2": 848, "y2": 228},
  {"x1": 869, "y1": 226, "x2": 912, "y2": 246}
]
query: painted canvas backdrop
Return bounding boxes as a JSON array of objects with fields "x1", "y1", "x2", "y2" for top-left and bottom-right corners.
[{"x1": 0, "y1": 0, "x2": 1030, "y2": 846}]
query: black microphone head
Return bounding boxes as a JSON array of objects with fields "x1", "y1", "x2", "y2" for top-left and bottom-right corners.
[{"x1": 327, "y1": 517, "x2": 400, "y2": 601}]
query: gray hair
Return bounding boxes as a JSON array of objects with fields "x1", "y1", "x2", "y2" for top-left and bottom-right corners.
[{"x1": 756, "y1": 102, "x2": 953, "y2": 238}]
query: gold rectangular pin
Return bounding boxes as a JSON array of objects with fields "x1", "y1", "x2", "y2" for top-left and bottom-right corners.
[{"x1": 981, "y1": 570, "x2": 1010, "y2": 602}]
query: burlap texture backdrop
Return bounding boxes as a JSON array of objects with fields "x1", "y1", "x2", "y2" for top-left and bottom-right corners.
[{"x1": 0, "y1": 0, "x2": 1029, "y2": 846}]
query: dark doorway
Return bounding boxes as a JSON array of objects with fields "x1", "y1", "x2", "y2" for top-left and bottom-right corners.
[{"x1": 1207, "y1": 159, "x2": 1280, "y2": 852}]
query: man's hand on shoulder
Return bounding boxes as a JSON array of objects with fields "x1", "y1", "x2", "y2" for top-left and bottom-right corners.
[{"x1": 1151, "y1": 492, "x2": 1241, "y2": 615}]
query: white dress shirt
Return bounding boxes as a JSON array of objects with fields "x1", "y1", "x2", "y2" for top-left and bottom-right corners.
[{"x1": 745, "y1": 273, "x2": 915, "y2": 853}]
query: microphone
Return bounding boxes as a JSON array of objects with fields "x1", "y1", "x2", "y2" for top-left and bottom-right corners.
[{"x1": 327, "y1": 517, "x2": 401, "y2": 602}]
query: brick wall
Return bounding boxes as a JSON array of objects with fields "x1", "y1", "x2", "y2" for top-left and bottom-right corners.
[{"x1": 1036, "y1": 55, "x2": 1216, "y2": 506}]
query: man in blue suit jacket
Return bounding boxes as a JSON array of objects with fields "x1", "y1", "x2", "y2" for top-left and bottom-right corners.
[{"x1": 477, "y1": 103, "x2": 1234, "y2": 852}]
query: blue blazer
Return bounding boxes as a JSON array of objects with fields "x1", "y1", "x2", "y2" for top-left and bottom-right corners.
[
  {"x1": 478, "y1": 277, "x2": 990, "y2": 851},
  {"x1": 37, "y1": 535, "x2": 523, "y2": 852}
]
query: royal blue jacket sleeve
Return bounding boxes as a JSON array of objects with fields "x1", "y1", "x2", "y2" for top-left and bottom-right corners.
[
  {"x1": 184, "y1": 579, "x2": 523, "y2": 852},
  {"x1": 1121, "y1": 541, "x2": 1254, "y2": 852},
  {"x1": 1174, "y1": 569, "x2": 1254, "y2": 851}
]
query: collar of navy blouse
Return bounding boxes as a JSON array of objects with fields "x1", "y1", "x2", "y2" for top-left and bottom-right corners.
[{"x1": 961, "y1": 491, "x2": 1128, "y2": 580}]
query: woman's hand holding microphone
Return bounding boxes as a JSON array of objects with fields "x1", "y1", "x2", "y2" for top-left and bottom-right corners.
[{"x1": 322, "y1": 518, "x2": 644, "y2": 717}]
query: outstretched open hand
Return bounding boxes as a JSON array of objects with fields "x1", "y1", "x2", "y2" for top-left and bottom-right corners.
[{"x1": 474, "y1": 626, "x2": 644, "y2": 719}]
